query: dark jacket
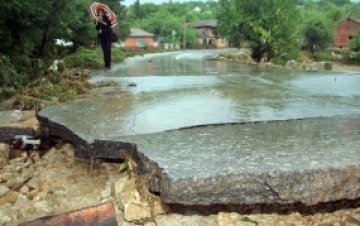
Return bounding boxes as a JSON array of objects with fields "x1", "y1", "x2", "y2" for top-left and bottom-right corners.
[{"x1": 96, "y1": 15, "x2": 112, "y2": 39}]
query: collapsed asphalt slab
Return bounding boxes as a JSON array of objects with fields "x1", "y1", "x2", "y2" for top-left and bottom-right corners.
[
  {"x1": 118, "y1": 115, "x2": 360, "y2": 206},
  {"x1": 35, "y1": 50, "x2": 360, "y2": 206},
  {"x1": 37, "y1": 110, "x2": 360, "y2": 206},
  {"x1": 0, "y1": 111, "x2": 36, "y2": 142}
]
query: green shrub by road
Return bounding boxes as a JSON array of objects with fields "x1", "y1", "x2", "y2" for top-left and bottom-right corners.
[
  {"x1": 2, "y1": 47, "x2": 131, "y2": 109},
  {"x1": 64, "y1": 47, "x2": 131, "y2": 69}
]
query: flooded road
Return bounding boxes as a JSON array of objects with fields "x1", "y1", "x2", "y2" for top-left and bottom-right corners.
[
  {"x1": 84, "y1": 49, "x2": 360, "y2": 136},
  {"x1": 39, "y1": 50, "x2": 360, "y2": 140},
  {"x1": 38, "y1": 49, "x2": 360, "y2": 205}
]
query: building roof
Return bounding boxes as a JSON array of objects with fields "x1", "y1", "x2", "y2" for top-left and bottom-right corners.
[
  {"x1": 342, "y1": 17, "x2": 360, "y2": 24},
  {"x1": 129, "y1": 28, "x2": 155, "y2": 38},
  {"x1": 193, "y1": 19, "x2": 218, "y2": 28},
  {"x1": 350, "y1": 17, "x2": 360, "y2": 24}
]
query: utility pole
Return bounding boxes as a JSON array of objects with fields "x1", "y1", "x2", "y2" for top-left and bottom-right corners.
[
  {"x1": 183, "y1": 19, "x2": 187, "y2": 49},
  {"x1": 172, "y1": 30, "x2": 176, "y2": 49}
]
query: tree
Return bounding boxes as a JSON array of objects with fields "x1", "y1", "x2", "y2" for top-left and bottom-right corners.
[
  {"x1": 350, "y1": 29, "x2": 360, "y2": 51},
  {"x1": 325, "y1": 0, "x2": 351, "y2": 6},
  {"x1": 133, "y1": 0, "x2": 143, "y2": 19},
  {"x1": 0, "y1": 0, "x2": 99, "y2": 58},
  {"x1": 301, "y1": 13, "x2": 333, "y2": 53},
  {"x1": 217, "y1": 0, "x2": 300, "y2": 62}
]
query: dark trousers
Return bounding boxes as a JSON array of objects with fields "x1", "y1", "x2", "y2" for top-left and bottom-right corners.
[{"x1": 99, "y1": 36, "x2": 111, "y2": 69}]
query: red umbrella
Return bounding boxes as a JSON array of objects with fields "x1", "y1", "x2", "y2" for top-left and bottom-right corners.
[{"x1": 88, "y1": 2, "x2": 118, "y2": 32}]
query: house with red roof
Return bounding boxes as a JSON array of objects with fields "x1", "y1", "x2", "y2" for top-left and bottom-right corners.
[
  {"x1": 123, "y1": 28, "x2": 156, "y2": 49},
  {"x1": 334, "y1": 17, "x2": 360, "y2": 48}
]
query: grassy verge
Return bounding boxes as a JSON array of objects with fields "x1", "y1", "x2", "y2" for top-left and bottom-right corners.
[
  {"x1": 63, "y1": 47, "x2": 131, "y2": 69},
  {"x1": 3, "y1": 47, "x2": 131, "y2": 110}
]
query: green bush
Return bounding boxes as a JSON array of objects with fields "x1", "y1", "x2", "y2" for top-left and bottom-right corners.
[
  {"x1": 48, "y1": 72, "x2": 62, "y2": 84},
  {"x1": 13, "y1": 96, "x2": 44, "y2": 110},
  {"x1": 350, "y1": 29, "x2": 360, "y2": 51},
  {"x1": 0, "y1": 88, "x2": 16, "y2": 100},
  {"x1": 301, "y1": 13, "x2": 333, "y2": 53},
  {"x1": 313, "y1": 50, "x2": 333, "y2": 61},
  {"x1": 348, "y1": 51, "x2": 360, "y2": 63},
  {"x1": 113, "y1": 48, "x2": 131, "y2": 63},
  {"x1": 57, "y1": 61, "x2": 66, "y2": 73},
  {"x1": 59, "y1": 89, "x2": 77, "y2": 102},
  {"x1": 63, "y1": 47, "x2": 103, "y2": 69},
  {"x1": 63, "y1": 47, "x2": 130, "y2": 69},
  {"x1": 0, "y1": 55, "x2": 28, "y2": 101}
]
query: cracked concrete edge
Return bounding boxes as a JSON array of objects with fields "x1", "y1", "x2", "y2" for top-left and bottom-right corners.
[
  {"x1": 36, "y1": 113, "x2": 360, "y2": 206},
  {"x1": 130, "y1": 143, "x2": 168, "y2": 193},
  {"x1": 155, "y1": 165, "x2": 360, "y2": 206},
  {"x1": 37, "y1": 113, "x2": 138, "y2": 160},
  {"x1": 122, "y1": 145, "x2": 360, "y2": 206},
  {"x1": 0, "y1": 126, "x2": 35, "y2": 143},
  {"x1": 37, "y1": 113, "x2": 94, "y2": 158}
]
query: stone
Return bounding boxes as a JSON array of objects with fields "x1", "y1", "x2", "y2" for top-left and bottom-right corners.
[
  {"x1": 0, "y1": 204, "x2": 19, "y2": 225},
  {"x1": 28, "y1": 189, "x2": 39, "y2": 200},
  {"x1": 332, "y1": 51, "x2": 344, "y2": 60},
  {"x1": 14, "y1": 162, "x2": 30, "y2": 173},
  {"x1": 9, "y1": 148, "x2": 23, "y2": 160},
  {"x1": 0, "y1": 184, "x2": 10, "y2": 197},
  {"x1": 9, "y1": 152, "x2": 28, "y2": 165},
  {"x1": 19, "y1": 185, "x2": 30, "y2": 195},
  {"x1": 119, "y1": 178, "x2": 139, "y2": 207},
  {"x1": 27, "y1": 178, "x2": 39, "y2": 190},
  {"x1": 0, "y1": 215, "x2": 12, "y2": 225},
  {"x1": 155, "y1": 214, "x2": 218, "y2": 226},
  {"x1": 0, "y1": 143, "x2": 9, "y2": 167},
  {"x1": 120, "y1": 222, "x2": 132, "y2": 226},
  {"x1": 29, "y1": 152, "x2": 41, "y2": 163},
  {"x1": 33, "y1": 192, "x2": 48, "y2": 202},
  {"x1": 123, "y1": 199, "x2": 168, "y2": 221},
  {"x1": 0, "y1": 174, "x2": 5, "y2": 183},
  {"x1": 0, "y1": 191, "x2": 19, "y2": 205},
  {"x1": 286, "y1": 60, "x2": 298, "y2": 69},
  {"x1": 343, "y1": 216, "x2": 360, "y2": 226},
  {"x1": 39, "y1": 181, "x2": 51, "y2": 194},
  {"x1": 318, "y1": 61, "x2": 332, "y2": 71},
  {"x1": 124, "y1": 202, "x2": 152, "y2": 221},
  {"x1": 53, "y1": 190, "x2": 67, "y2": 197},
  {"x1": 100, "y1": 162, "x2": 118, "y2": 174},
  {"x1": 7, "y1": 176, "x2": 31, "y2": 190},
  {"x1": 14, "y1": 194, "x2": 30, "y2": 208},
  {"x1": 217, "y1": 212, "x2": 255, "y2": 226},
  {"x1": 101, "y1": 185, "x2": 112, "y2": 199},
  {"x1": 219, "y1": 51, "x2": 255, "y2": 65},
  {"x1": 120, "y1": 178, "x2": 168, "y2": 222},
  {"x1": 114, "y1": 177, "x2": 129, "y2": 196},
  {"x1": 61, "y1": 143, "x2": 75, "y2": 157},
  {"x1": 33, "y1": 200, "x2": 54, "y2": 214}
]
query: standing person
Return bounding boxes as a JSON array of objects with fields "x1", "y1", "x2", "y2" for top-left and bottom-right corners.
[{"x1": 96, "y1": 9, "x2": 112, "y2": 70}]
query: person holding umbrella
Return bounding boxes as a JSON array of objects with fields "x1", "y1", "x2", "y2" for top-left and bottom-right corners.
[{"x1": 95, "y1": 8, "x2": 112, "y2": 70}]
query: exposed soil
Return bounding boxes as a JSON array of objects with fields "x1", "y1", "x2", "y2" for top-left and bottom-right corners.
[{"x1": 0, "y1": 114, "x2": 359, "y2": 226}]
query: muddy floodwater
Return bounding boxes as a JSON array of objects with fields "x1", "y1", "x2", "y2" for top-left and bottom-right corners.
[
  {"x1": 38, "y1": 49, "x2": 360, "y2": 205},
  {"x1": 60, "y1": 49, "x2": 360, "y2": 137}
]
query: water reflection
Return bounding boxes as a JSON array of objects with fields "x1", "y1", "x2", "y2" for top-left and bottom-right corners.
[{"x1": 86, "y1": 50, "x2": 360, "y2": 135}]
